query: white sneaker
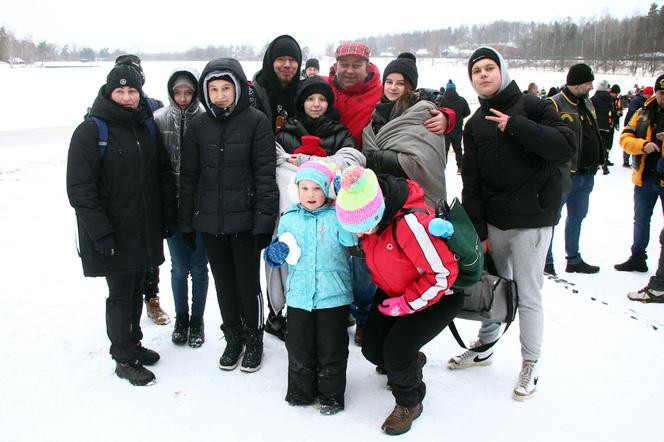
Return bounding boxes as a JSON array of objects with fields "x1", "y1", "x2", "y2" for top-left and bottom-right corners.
[
  {"x1": 447, "y1": 339, "x2": 494, "y2": 370},
  {"x1": 627, "y1": 287, "x2": 664, "y2": 303},
  {"x1": 513, "y1": 360, "x2": 539, "y2": 401}
]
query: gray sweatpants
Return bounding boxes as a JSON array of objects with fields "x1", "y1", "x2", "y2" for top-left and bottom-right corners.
[{"x1": 478, "y1": 224, "x2": 552, "y2": 361}]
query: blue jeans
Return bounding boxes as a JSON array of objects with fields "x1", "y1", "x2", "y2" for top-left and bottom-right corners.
[
  {"x1": 546, "y1": 174, "x2": 595, "y2": 265},
  {"x1": 166, "y1": 231, "x2": 209, "y2": 317},
  {"x1": 349, "y1": 256, "x2": 376, "y2": 326},
  {"x1": 631, "y1": 173, "x2": 664, "y2": 259}
]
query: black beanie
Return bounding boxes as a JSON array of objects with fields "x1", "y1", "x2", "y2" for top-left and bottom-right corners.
[
  {"x1": 610, "y1": 84, "x2": 621, "y2": 94},
  {"x1": 115, "y1": 54, "x2": 145, "y2": 85},
  {"x1": 271, "y1": 36, "x2": 301, "y2": 63},
  {"x1": 655, "y1": 74, "x2": 664, "y2": 93},
  {"x1": 383, "y1": 56, "x2": 418, "y2": 89},
  {"x1": 468, "y1": 47, "x2": 501, "y2": 78},
  {"x1": 296, "y1": 76, "x2": 335, "y2": 114},
  {"x1": 104, "y1": 65, "x2": 143, "y2": 97},
  {"x1": 566, "y1": 63, "x2": 594, "y2": 86},
  {"x1": 305, "y1": 58, "x2": 320, "y2": 70}
]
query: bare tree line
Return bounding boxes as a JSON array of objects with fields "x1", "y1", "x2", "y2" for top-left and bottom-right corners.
[{"x1": 1, "y1": 3, "x2": 663, "y2": 74}]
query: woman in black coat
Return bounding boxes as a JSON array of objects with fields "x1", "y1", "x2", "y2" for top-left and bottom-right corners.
[
  {"x1": 67, "y1": 64, "x2": 177, "y2": 386},
  {"x1": 178, "y1": 57, "x2": 278, "y2": 373}
]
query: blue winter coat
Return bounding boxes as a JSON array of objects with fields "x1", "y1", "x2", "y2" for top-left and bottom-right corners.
[{"x1": 277, "y1": 203, "x2": 356, "y2": 311}]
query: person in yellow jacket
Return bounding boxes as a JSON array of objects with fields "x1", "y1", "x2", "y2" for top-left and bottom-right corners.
[{"x1": 615, "y1": 74, "x2": 664, "y2": 273}]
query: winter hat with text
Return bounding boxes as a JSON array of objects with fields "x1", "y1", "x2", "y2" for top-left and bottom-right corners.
[
  {"x1": 104, "y1": 65, "x2": 143, "y2": 97},
  {"x1": 655, "y1": 74, "x2": 664, "y2": 93},
  {"x1": 383, "y1": 54, "x2": 418, "y2": 89},
  {"x1": 336, "y1": 166, "x2": 385, "y2": 234},
  {"x1": 335, "y1": 42, "x2": 370, "y2": 61},
  {"x1": 566, "y1": 63, "x2": 594, "y2": 86}
]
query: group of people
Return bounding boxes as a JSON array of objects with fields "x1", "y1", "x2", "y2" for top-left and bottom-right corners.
[{"x1": 66, "y1": 34, "x2": 664, "y2": 436}]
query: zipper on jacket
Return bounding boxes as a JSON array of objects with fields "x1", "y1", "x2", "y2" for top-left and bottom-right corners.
[{"x1": 133, "y1": 125, "x2": 152, "y2": 263}]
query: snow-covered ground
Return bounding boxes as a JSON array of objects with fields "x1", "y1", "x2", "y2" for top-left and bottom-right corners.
[{"x1": 0, "y1": 60, "x2": 662, "y2": 442}]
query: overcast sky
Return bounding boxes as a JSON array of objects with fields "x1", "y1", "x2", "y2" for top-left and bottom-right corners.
[{"x1": 2, "y1": 0, "x2": 656, "y2": 55}]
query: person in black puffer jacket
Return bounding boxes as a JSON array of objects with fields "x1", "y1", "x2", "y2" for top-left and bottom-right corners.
[
  {"x1": 179, "y1": 57, "x2": 278, "y2": 373},
  {"x1": 276, "y1": 76, "x2": 355, "y2": 156},
  {"x1": 67, "y1": 64, "x2": 177, "y2": 386},
  {"x1": 437, "y1": 79, "x2": 471, "y2": 173},
  {"x1": 591, "y1": 80, "x2": 617, "y2": 173},
  {"x1": 447, "y1": 47, "x2": 575, "y2": 401}
]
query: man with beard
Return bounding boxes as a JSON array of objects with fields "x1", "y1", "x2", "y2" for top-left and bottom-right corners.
[
  {"x1": 252, "y1": 35, "x2": 303, "y2": 132},
  {"x1": 545, "y1": 63, "x2": 604, "y2": 275}
]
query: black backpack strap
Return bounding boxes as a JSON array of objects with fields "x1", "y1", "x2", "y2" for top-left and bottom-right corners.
[{"x1": 390, "y1": 207, "x2": 430, "y2": 249}]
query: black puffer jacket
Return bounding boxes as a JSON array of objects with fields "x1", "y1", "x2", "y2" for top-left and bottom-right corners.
[
  {"x1": 462, "y1": 80, "x2": 576, "y2": 240},
  {"x1": 67, "y1": 88, "x2": 177, "y2": 277},
  {"x1": 178, "y1": 58, "x2": 278, "y2": 236},
  {"x1": 591, "y1": 89, "x2": 615, "y2": 132}
]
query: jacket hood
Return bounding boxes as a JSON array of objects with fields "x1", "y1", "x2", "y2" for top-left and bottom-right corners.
[
  {"x1": 199, "y1": 58, "x2": 249, "y2": 119},
  {"x1": 257, "y1": 35, "x2": 302, "y2": 90},
  {"x1": 468, "y1": 46, "x2": 512, "y2": 99},
  {"x1": 166, "y1": 67, "x2": 201, "y2": 114},
  {"x1": 375, "y1": 175, "x2": 426, "y2": 235}
]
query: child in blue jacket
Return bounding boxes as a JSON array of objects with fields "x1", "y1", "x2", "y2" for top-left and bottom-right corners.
[{"x1": 264, "y1": 160, "x2": 356, "y2": 415}]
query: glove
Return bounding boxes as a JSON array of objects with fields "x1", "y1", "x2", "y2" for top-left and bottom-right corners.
[
  {"x1": 254, "y1": 233, "x2": 273, "y2": 252},
  {"x1": 183, "y1": 232, "x2": 197, "y2": 251},
  {"x1": 94, "y1": 234, "x2": 115, "y2": 256},
  {"x1": 264, "y1": 238, "x2": 289, "y2": 268},
  {"x1": 378, "y1": 296, "x2": 414, "y2": 317}
]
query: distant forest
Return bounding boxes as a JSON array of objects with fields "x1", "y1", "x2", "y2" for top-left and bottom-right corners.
[{"x1": 2, "y1": 3, "x2": 663, "y2": 74}]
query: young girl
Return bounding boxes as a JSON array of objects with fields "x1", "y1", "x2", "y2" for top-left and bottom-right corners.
[
  {"x1": 264, "y1": 160, "x2": 356, "y2": 415},
  {"x1": 153, "y1": 68, "x2": 209, "y2": 348},
  {"x1": 266, "y1": 77, "x2": 364, "y2": 343},
  {"x1": 178, "y1": 58, "x2": 278, "y2": 373},
  {"x1": 335, "y1": 166, "x2": 462, "y2": 435}
]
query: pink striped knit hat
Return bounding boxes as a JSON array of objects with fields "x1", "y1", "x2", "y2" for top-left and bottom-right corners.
[{"x1": 336, "y1": 166, "x2": 385, "y2": 233}]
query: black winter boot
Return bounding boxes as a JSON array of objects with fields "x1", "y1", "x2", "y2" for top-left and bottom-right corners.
[
  {"x1": 115, "y1": 361, "x2": 155, "y2": 386},
  {"x1": 188, "y1": 315, "x2": 205, "y2": 348},
  {"x1": 219, "y1": 324, "x2": 244, "y2": 370},
  {"x1": 171, "y1": 313, "x2": 189, "y2": 345},
  {"x1": 135, "y1": 343, "x2": 160, "y2": 366},
  {"x1": 614, "y1": 255, "x2": 648, "y2": 272},
  {"x1": 265, "y1": 311, "x2": 287, "y2": 342},
  {"x1": 241, "y1": 326, "x2": 264, "y2": 373}
]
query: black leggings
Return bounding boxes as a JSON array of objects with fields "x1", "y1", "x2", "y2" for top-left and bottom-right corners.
[
  {"x1": 362, "y1": 289, "x2": 464, "y2": 407},
  {"x1": 105, "y1": 272, "x2": 145, "y2": 362},
  {"x1": 203, "y1": 231, "x2": 263, "y2": 330}
]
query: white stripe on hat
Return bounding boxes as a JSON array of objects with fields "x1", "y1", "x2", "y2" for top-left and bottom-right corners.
[{"x1": 402, "y1": 213, "x2": 452, "y2": 311}]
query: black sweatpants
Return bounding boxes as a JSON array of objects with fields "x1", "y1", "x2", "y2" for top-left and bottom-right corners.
[
  {"x1": 285, "y1": 305, "x2": 350, "y2": 407},
  {"x1": 141, "y1": 266, "x2": 160, "y2": 300},
  {"x1": 203, "y1": 231, "x2": 263, "y2": 330},
  {"x1": 362, "y1": 289, "x2": 464, "y2": 407},
  {"x1": 105, "y1": 272, "x2": 145, "y2": 363}
]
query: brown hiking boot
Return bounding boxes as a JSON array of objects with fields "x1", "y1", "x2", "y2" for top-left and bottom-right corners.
[
  {"x1": 381, "y1": 403, "x2": 423, "y2": 435},
  {"x1": 145, "y1": 296, "x2": 171, "y2": 325}
]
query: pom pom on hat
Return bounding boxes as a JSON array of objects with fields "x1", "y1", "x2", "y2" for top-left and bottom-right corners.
[
  {"x1": 336, "y1": 166, "x2": 385, "y2": 234},
  {"x1": 446, "y1": 79, "x2": 456, "y2": 89},
  {"x1": 383, "y1": 56, "x2": 418, "y2": 89}
]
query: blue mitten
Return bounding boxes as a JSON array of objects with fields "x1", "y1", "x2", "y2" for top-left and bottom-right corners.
[{"x1": 264, "y1": 238, "x2": 289, "y2": 268}]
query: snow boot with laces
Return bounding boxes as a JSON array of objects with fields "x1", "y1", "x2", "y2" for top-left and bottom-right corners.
[
  {"x1": 240, "y1": 326, "x2": 264, "y2": 372},
  {"x1": 218, "y1": 324, "x2": 244, "y2": 370}
]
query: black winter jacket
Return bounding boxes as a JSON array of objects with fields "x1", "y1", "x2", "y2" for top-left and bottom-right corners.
[
  {"x1": 67, "y1": 88, "x2": 177, "y2": 277},
  {"x1": 438, "y1": 89, "x2": 471, "y2": 139},
  {"x1": 178, "y1": 58, "x2": 278, "y2": 236},
  {"x1": 591, "y1": 90, "x2": 616, "y2": 132},
  {"x1": 462, "y1": 81, "x2": 576, "y2": 240},
  {"x1": 275, "y1": 112, "x2": 355, "y2": 154}
]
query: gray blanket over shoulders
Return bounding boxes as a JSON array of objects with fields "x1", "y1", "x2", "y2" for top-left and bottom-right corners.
[{"x1": 362, "y1": 100, "x2": 447, "y2": 206}]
